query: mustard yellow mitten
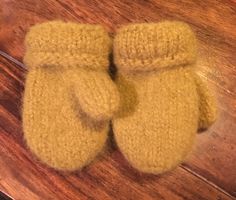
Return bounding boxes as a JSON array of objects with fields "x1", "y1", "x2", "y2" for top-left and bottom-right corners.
[
  {"x1": 113, "y1": 21, "x2": 217, "y2": 174},
  {"x1": 23, "y1": 21, "x2": 119, "y2": 171}
]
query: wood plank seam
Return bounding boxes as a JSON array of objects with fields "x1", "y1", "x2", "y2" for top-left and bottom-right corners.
[{"x1": 181, "y1": 165, "x2": 236, "y2": 199}]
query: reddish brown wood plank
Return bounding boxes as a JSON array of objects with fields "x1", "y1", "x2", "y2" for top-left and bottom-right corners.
[
  {"x1": 0, "y1": 0, "x2": 236, "y2": 198},
  {"x1": 0, "y1": 55, "x2": 234, "y2": 200}
]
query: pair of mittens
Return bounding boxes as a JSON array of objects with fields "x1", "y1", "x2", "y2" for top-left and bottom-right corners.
[
  {"x1": 23, "y1": 21, "x2": 119, "y2": 171},
  {"x1": 23, "y1": 21, "x2": 217, "y2": 173}
]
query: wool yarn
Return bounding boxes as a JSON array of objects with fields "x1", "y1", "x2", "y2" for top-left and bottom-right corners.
[
  {"x1": 23, "y1": 21, "x2": 119, "y2": 171},
  {"x1": 113, "y1": 21, "x2": 217, "y2": 174}
]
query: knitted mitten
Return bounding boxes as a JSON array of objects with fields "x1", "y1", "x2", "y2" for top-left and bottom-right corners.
[
  {"x1": 113, "y1": 21, "x2": 217, "y2": 174},
  {"x1": 23, "y1": 21, "x2": 119, "y2": 171}
]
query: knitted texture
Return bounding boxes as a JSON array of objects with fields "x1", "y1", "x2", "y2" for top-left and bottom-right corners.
[
  {"x1": 23, "y1": 21, "x2": 120, "y2": 171},
  {"x1": 113, "y1": 21, "x2": 217, "y2": 174}
]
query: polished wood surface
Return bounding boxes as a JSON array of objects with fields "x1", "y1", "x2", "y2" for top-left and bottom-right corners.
[{"x1": 0, "y1": 0, "x2": 235, "y2": 199}]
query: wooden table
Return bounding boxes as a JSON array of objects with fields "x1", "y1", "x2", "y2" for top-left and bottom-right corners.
[{"x1": 0, "y1": 1, "x2": 235, "y2": 199}]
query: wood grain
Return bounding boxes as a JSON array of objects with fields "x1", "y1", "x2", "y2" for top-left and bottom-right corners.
[{"x1": 0, "y1": 0, "x2": 236, "y2": 199}]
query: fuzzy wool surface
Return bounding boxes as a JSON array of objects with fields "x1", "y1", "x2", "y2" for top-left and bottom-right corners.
[
  {"x1": 23, "y1": 21, "x2": 120, "y2": 171},
  {"x1": 113, "y1": 21, "x2": 217, "y2": 174}
]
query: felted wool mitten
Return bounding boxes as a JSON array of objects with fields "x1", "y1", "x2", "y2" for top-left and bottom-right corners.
[
  {"x1": 23, "y1": 21, "x2": 119, "y2": 171},
  {"x1": 113, "y1": 21, "x2": 217, "y2": 174}
]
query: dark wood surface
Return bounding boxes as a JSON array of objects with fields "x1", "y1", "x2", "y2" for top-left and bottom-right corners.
[{"x1": 0, "y1": 1, "x2": 235, "y2": 199}]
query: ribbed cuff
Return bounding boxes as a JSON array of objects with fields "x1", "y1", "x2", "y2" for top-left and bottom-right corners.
[
  {"x1": 114, "y1": 21, "x2": 197, "y2": 73},
  {"x1": 24, "y1": 21, "x2": 111, "y2": 70}
]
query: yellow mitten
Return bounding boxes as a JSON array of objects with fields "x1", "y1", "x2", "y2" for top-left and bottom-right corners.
[
  {"x1": 113, "y1": 21, "x2": 217, "y2": 174},
  {"x1": 23, "y1": 21, "x2": 119, "y2": 171}
]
